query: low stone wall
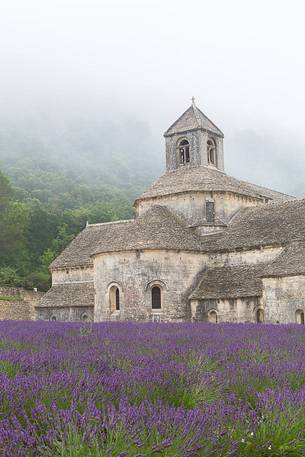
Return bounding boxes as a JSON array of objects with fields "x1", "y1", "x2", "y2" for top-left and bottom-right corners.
[{"x1": 0, "y1": 287, "x2": 45, "y2": 321}]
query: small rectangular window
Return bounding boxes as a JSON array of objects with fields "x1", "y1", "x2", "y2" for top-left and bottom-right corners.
[{"x1": 206, "y1": 201, "x2": 215, "y2": 223}]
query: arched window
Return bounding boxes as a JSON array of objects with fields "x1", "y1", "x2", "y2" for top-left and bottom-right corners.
[
  {"x1": 178, "y1": 139, "x2": 190, "y2": 164},
  {"x1": 81, "y1": 313, "x2": 89, "y2": 322},
  {"x1": 50, "y1": 315, "x2": 56, "y2": 321},
  {"x1": 109, "y1": 285, "x2": 120, "y2": 312},
  {"x1": 207, "y1": 138, "x2": 216, "y2": 165},
  {"x1": 295, "y1": 309, "x2": 304, "y2": 324},
  {"x1": 208, "y1": 309, "x2": 218, "y2": 323},
  {"x1": 256, "y1": 308, "x2": 264, "y2": 323},
  {"x1": 152, "y1": 286, "x2": 161, "y2": 309}
]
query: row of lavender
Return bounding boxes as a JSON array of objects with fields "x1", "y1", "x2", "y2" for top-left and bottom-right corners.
[{"x1": 0, "y1": 321, "x2": 304, "y2": 456}]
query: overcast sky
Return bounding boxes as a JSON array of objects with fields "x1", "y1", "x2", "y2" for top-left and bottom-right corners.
[{"x1": 1, "y1": 0, "x2": 305, "y2": 194}]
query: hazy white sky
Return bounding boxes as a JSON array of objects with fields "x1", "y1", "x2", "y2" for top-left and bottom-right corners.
[{"x1": 1, "y1": 0, "x2": 305, "y2": 193}]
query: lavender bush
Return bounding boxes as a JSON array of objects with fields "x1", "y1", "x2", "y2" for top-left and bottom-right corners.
[{"x1": 0, "y1": 321, "x2": 304, "y2": 456}]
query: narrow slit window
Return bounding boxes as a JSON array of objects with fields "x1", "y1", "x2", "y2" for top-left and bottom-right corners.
[
  {"x1": 152, "y1": 286, "x2": 161, "y2": 309},
  {"x1": 206, "y1": 201, "x2": 215, "y2": 223}
]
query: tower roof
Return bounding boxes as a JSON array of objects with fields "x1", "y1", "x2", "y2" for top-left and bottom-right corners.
[
  {"x1": 164, "y1": 101, "x2": 224, "y2": 138},
  {"x1": 135, "y1": 166, "x2": 293, "y2": 203}
]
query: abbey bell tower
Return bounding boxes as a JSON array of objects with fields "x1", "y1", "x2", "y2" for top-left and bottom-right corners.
[{"x1": 164, "y1": 99, "x2": 224, "y2": 172}]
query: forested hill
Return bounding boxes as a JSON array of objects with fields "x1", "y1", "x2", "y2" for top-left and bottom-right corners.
[{"x1": 0, "y1": 113, "x2": 164, "y2": 291}]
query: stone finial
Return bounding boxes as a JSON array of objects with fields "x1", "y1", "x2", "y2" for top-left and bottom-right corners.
[{"x1": 191, "y1": 96, "x2": 196, "y2": 106}]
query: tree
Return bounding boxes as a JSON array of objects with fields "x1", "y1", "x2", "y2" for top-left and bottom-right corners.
[{"x1": 0, "y1": 170, "x2": 14, "y2": 211}]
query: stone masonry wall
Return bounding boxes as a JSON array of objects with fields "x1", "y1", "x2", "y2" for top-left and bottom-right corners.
[
  {"x1": 191, "y1": 296, "x2": 262, "y2": 323},
  {"x1": 93, "y1": 246, "x2": 283, "y2": 323},
  {"x1": 36, "y1": 306, "x2": 94, "y2": 322},
  {"x1": 136, "y1": 191, "x2": 261, "y2": 228},
  {"x1": 262, "y1": 275, "x2": 305, "y2": 323},
  {"x1": 165, "y1": 131, "x2": 224, "y2": 172},
  {"x1": 0, "y1": 287, "x2": 44, "y2": 320},
  {"x1": 94, "y1": 250, "x2": 207, "y2": 322},
  {"x1": 206, "y1": 246, "x2": 282, "y2": 267},
  {"x1": 52, "y1": 266, "x2": 93, "y2": 284}
]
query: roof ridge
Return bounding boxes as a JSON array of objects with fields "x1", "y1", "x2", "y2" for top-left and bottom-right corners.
[
  {"x1": 192, "y1": 104, "x2": 202, "y2": 128},
  {"x1": 248, "y1": 197, "x2": 303, "y2": 211},
  {"x1": 196, "y1": 107, "x2": 224, "y2": 137},
  {"x1": 164, "y1": 103, "x2": 223, "y2": 137},
  {"x1": 164, "y1": 105, "x2": 193, "y2": 136},
  {"x1": 87, "y1": 219, "x2": 134, "y2": 227},
  {"x1": 238, "y1": 178, "x2": 296, "y2": 199}
]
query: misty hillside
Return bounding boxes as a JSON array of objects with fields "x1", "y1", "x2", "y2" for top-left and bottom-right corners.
[
  {"x1": 0, "y1": 111, "x2": 164, "y2": 206},
  {"x1": 0, "y1": 111, "x2": 164, "y2": 292}
]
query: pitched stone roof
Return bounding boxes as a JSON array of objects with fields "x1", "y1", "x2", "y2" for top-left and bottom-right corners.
[
  {"x1": 136, "y1": 166, "x2": 293, "y2": 203},
  {"x1": 262, "y1": 241, "x2": 305, "y2": 277},
  {"x1": 50, "y1": 220, "x2": 131, "y2": 269},
  {"x1": 50, "y1": 220, "x2": 133, "y2": 269},
  {"x1": 202, "y1": 199, "x2": 305, "y2": 253},
  {"x1": 164, "y1": 104, "x2": 224, "y2": 137},
  {"x1": 190, "y1": 263, "x2": 265, "y2": 300},
  {"x1": 51, "y1": 197, "x2": 305, "y2": 269},
  {"x1": 92, "y1": 205, "x2": 203, "y2": 256},
  {"x1": 37, "y1": 282, "x2": 95, "y2": 308},
  {"x1": 51, "y1": 206, "x2": 204, "y2": 269}
]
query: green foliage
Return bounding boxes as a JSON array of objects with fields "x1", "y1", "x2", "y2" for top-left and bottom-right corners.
[
  {"x1": 0, "y1": 267, "x2": 23, "y2": 287},
  {"x1": 41, "y1": 423, "x2": 208, "y2": 457},
  {"x1": 0, "y1": 360, "x2": 19, "y2": 378},
  {"x1": 0, "y1": 169, "x2": 14, "y2": 210},
  {"x1": 0, "y1": 166, "x2": 135, "y2": 291},
  {"x1": 226, "y1": 409, "x2": 305, "y2": 457},
  {"x1": 0, "y1": 295, "x2": 22, "y2": 302},
  {"x1": 25, "y1": 271, "x2": 51, "y2": 292},
  {"x1": 0, "y1": 339, "x2": 35, "y2": 352}
]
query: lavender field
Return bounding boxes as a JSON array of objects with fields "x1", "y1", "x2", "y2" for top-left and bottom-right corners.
[{"x1": 0, "y1": 322, "x2": 304, "y2": 457}]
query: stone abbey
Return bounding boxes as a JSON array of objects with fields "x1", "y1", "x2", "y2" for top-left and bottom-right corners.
[{"x1": 37, "y1": 101, "x2": 305, "y2": 324}]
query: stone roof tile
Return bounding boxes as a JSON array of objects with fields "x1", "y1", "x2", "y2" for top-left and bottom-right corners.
[
  {"x1": 262, "y1": 241, "x2": 305, "y2": 277},
  {"x1": 37, "y1": 282, "x2": 95, "y2": 308},
  {"x1": 164, "y1": 105, "x2": 224, "y2": 137},
  {"x1": 50, "y1": 220, "x2": 133, "y2": 269},
  {"x1": 50, "y1": 199, "x2": 305, "y2": 271},
  {"x1": 136, "y1": 166, "x2": 293, "y2": 203},
  {"x1": 203, "y1": 199, "x2": 305, "y2": 252},
  {"x1": 92, "y1": 205, "x2": 204, "y2": 256},
  {"x1": 51, "y1": 206, "x2": 204, "y2": 269},
  {"x1": 190, "y1": 263, "x2": 265, "y2": 299}
]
